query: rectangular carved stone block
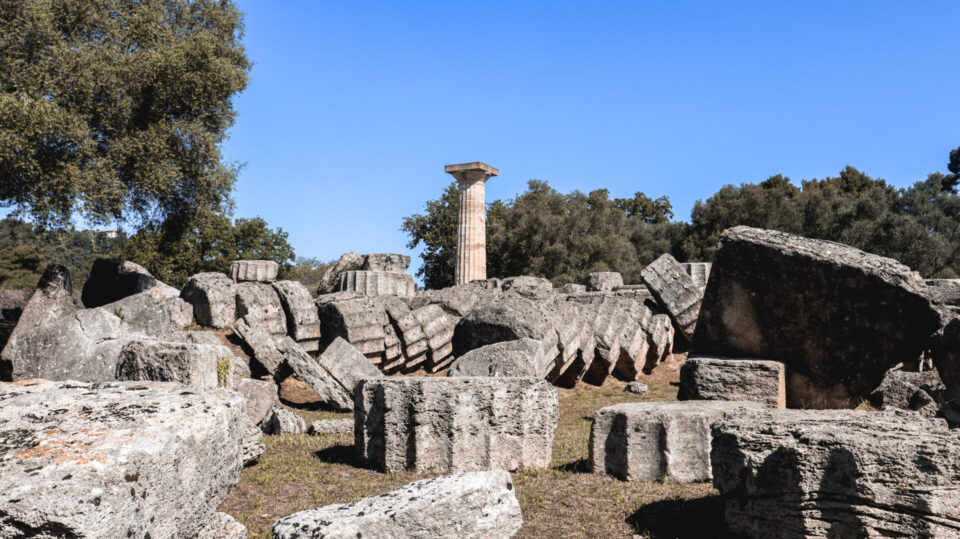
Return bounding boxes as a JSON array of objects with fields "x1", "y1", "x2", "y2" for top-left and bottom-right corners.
[
  {"x1": 355, "y1": 377, "x2": 558, "y2": 473},
  {"x1": 678, "y1": 356, "x2": 786, "y2": 408}
]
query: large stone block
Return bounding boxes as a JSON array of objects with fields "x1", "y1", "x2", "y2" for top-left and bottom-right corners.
[
  {"x1": 587, "y1": 271, "x2": 623, "y2": 292},
  {"x1": 318, "y1": 295, "x2": 389, "y2": 358},
  {"x1": 0, "y1": 380, "x2": 244, "y2": 537},
  {"x1": 317, "y1": 251, "x2": 365, "y2": 295},
  {"x1": 273, "y1": 470, "x2": 522, "y2": 539},
  {"x1": 272, "y1": 279, "x2": 321, "y2": 342},
  {"x1": 115, "y1": 339, "x2": 241, "y2": 389},
  {"x1": 279, "y1": 336, "x2": 353, "y2": 411},
  {"x1": 338, "y1": 270, "x2": 414, "y2": 297},
  {"x1": 678, "y1": 356, "x2": 786, "y2": 408},
  {"x1": 237, "y1": 377, "x2": 278, "y2": 424},
  {"x1": 868, "y1": 369, "x2": 945, "y2": 418},
  {"x1": 589, "y1": 401, "x2": 763, "y2": 482},
  {"x1": 81, "y1": 258, "x2": 178, "y2": 308},
  {"x1": 501, "y1": 275, "x2": 553, "y2": 298},
  {"x1": 181, "y1": 272, "x2": 237, "y2": 328},
  {"x1": 694, "y1": 226, "x2": 943, "y2": 408},
  {"x1": 233, "y1": 316, "x2": 285, "y2": 376},
  {"x1": 413, "y1": 304, "x2": 457, "y2": 372},
  {"x1": 680, "y1": 262, "x2": 712, "y2": 289},
  {"x1": 4, "y1": 264, "x2": 82, "y2": 351},
  {"x1": 235, "y1": 282, "x2": 287, "y2": 337},
  {"x1": 356, "y1": 377, "x2": 558, "y2": 473},
  {"x1": 447, "y1": 338, "x2": 549, "y2": 378},
  {"x1": 641, "y1": 254, "x2": 702, "y2": 342},
  {"x1": 230, "y1": 259, "x2": 279, "y2": 282},
  {"x1": 317, "y1": 337, "x2": 383, "y2": 397},
  {"x1": 361, "y1": 253, "x2": 411, "y2": 273},
  {"x1": 712, "y1": 408, "x2": 960, "y2": 538}
]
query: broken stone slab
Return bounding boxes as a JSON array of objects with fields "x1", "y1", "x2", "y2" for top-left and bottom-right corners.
[
  {"x1": 587, "y1": 271, "x2": 623, "y2": 292},
  {"x1": 233, "y1": 316, "x2": 285, "y2": 377},
  {"x1": 115, "y1": 339, "x2": 243, "y2": 389},
  {"x1": 231, "y1": 259, "x2": 279, "y2": 283},
  {"x1": 81, "y1": 258, "x2": 179, "y2": 308},
  {"x1": 561, "y1": 283, "x2": 587, "y2": 294},
  {"x1": 272, "y1": 470, "x2": 522, "y2": 539},
  {"x1": 318, "y1": 252, "x2": 365, "y2": 295},
  {"x1": 447, "y1": 338, "x2": 549, "y2": 378},
  {"x1": 678, "y1": 356, "x2": 786, "y2": 409},
  {"x1": 680, "y1": 262, "x2": 712, "y2": 290},
  {"x1": 452, "y1": 293, "x2": 552, "y2": 356},
  {"x1": 551, "y1": 315, "x2": 596, "y2": 388},
  {"x1": 582, "y1": 297, "x2": 623, "y2": 385},
  {"x1": 383, "y1": 298, "x2": 428, "y2": 357},
  {"x1": 272, "y1": 279, "x2": 321, "y2": 341},
  {"x1": 925, "y1": 278, "x2": 960, "y2": 306},
  {"x1": 279, "y1": 336, "x2": 353, "y2": 411},
  {"x1": 624, "y1": 381, "x2": 648, "y2": 395},
  {"x1": 356, "y1": 377, "x2": 558, "y2": 473},
  {"x1": 361, "y1": 253, "x2": 411, "y2": 273},
  {"x1": 413, "y1": 304, "x2": 457, "y2": 372},
  {"x1": 694, "y1": 226, "x2": 944, "y2": 408},
  {"x1": 180, "y1": 272, "x2": 237, "y2": 328},
  {"x1": 501, "y1": 275, "x2": 554, "y2": 298},
  {"x1": 260, "y1": 404, "x2": 307, "y2": 435},
  {"x1": 173, "y1": 330, "x2": 225, "y2": 346},
  {"x1": 382, "y1": 323, "x2": 403, "y2": 366},
  {"x1": 589, "y1": 400, "x2": 764, "y2": 482},
  {"x1": 318, "y1": 337, "x2": 384, "y2": 397},
  {"x1": 868, "y1": 369, "x2": 946, "y2": 418},
  {"x1": 933, "y1": 317, "x2": 960, "y2": 407},
  {"x1": 642, "y1": 312, "x2": 674, "y2": 374},
  {"x1": 0, "y1": 380, "x2": 244, "y2": 538},
  {"x1": 235, "y1": 282, "x2": 287, "y2": 338},
  {"x1": 4, "y1": 264, "x2": 83, "y2": 350},
  {"x1": 240, "y1": 416, "x2": 266, "y2": 466},
  {"x1": 237, "y1": 377, "x2": 278, "y2": 424},
  {"x1": 338, "y1": 270, "x2": 414, "y2": 297},
  {"x1": 404, "y1": 282, "x2": 497, "y2": 317},
  {"x1": 612, "y1": 298, "x2": 654, "y2": 381},
  {"x1": 641, "y1": 253, "x2": 702, "y2": 342},
  {"x1": 198, "y1": 512, "x2": 249, "y2": 539},
  {"x1": 308, "y1": 418, "x2": 354, "y2": 435},
  {"x1": 317, "y1": 295, "x2": 389, "y2": 358},
  {"x1": 104, "y1": 290, "x2": 192, "y2": 336},
  {"x1": 712, "y1": 408, "x2": 960, "y2": 538}
]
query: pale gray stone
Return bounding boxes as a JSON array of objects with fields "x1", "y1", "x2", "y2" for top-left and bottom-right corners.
[
  {"x1": 680, "y1": 262, "x2": 711, "y2": 289},
  {"x1": 0, "y1": 380, "x2": 244, "y2": 538},
  {"x1": 356, "y1": 377, "x2": 558, "y2": 473},
  {"x1": 317, "y1": 337, "x2": 383, "y2": 397},
  {"x1": 235, "y1": 282, "x2": 287, "y2": 337},
  {"x1": 81, "y1": 258, "x2": 178, "y2": 308},
  {"x1": 413, "y1": 304, "x2": 457, "y2": 373},
  {"x1": 272, "y1": 280, "x2": 321, "y2": 341},
  {"x1": 338, "y1": 270, "x2": 414, "y2": 297},
  {"x1": 712, "y1": 408, "x2": 960, "y2": 538},
  {"x1": 260, "y1": 404, "x2": 306, "y2": 435},
  {"x1": 181, "y1": 272, "x2": 237, "y2": 329},
  {"x1": 361, "y1": 253, "x2": 410, "y2": 273},
  {"x1": 233, "y1": 316, "x2": 285, "y2": 376},
  {"x1": 589, "y1": 400, "x2": 764, "y2": 482},
  {"x1": 237, "y1": 378, "x2": 278, "y2": 424},
  {"x1": 318, "y1": 252, "x2": 365, "y2": 295},
  {"x1": 624, "y1": 381, "x2": 648, "y2": 395},
  {"x1": 561, "y1": 283, "x2": 587, "y2": 294},
  {"x1": 317, "y1": 295, "x2": 389, "y2": 358},
  {"x1": 308, "y1": 418, "x2": 353, "y2": 435},
  {"x1": 641, "y1": 254, "x2": 702, "y2": 342},
  {"x1": 231, "y1": 259, "x2": 279, "y2": 283},
  {"x1": 240, "y1": 417, "x2": 265, "y2": 466},
  {"x1": 678, "y1": 356, "x2": 786, "y2": 408},
  {"x1": 115, "y1": 339, "x2": 237, "y2": 389},
  {"x1": 273, "y1": 470, "x2": 522, "y2": 539},
  {"x1": 279, "y1": 336, "x2": 353, "y2": 411},
  {"x1": 447, "y1": 338, "x2": 548, "y2": 378},
  {"x1": 4, "y1": 264, "x2": 82, "y2": 349},
  {"x1": 197, "y1": 512, "x2": 248, "y2": 539},
  {"x1": 501, "y1": 275, "x2": 553, "y2": 298},
  {"x1": 173, "y1": 330, "x2": 224, "y2": 346},
  {"x1": 587, "y1": 271, "x2": 623, "y2": 292},
  {"x1": 868, "y1": 369, "x2": 945, "y2": 418},
  {"x1": 102, "y1": 290, "x2": 190, "y2": 336}
]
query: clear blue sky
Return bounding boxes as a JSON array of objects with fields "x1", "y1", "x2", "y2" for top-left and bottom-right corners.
[{"x1": 224, "y1": 1, "x2": 960, "y2": 273}]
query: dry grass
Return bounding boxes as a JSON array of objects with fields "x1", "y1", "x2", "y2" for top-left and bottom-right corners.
[{"x1": 220, "y1": 355, "x2": 724, "y2": 538}]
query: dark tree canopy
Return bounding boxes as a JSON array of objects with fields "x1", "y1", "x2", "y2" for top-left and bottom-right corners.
[{"x1": 0, "y1": 0, "x2": 250, "y2": 229}]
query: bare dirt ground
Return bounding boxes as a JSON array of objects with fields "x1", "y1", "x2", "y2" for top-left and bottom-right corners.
[{"x1": 220, "y1": 356, "x2": 725, "y2": 538}]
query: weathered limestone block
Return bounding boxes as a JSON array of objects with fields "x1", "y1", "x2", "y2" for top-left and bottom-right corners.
[
  {"x1": 641, "y1": 254, "x2": 702, "y2": 342},
  {"x1": 279, "y1": 336, "x2": 352, "y2": 411},
  {"x1": 5, "y1": 264, "x2": 82, "y2": 348},
  {"x1": 501, "y1": 275, "x2": 553, "y2": 298},
  {"x1": 562, "y1": 283, "x2": 587, "y2": 294},
  {"x1": 198, "y1": 512, "x2": 248, "y2": 539},
  {"x1": 105, "y1": 290, "x2": 192, "y2": 335},
  {"x1": 613, "y1": 299, "x2": 654, "y2": 381},
  {"x1": 452, "y1": 293, "x2": 552, "y2": 355},
  {"x1": 240, "y1": 417, "x2": 266, "y2": 466},
  {"x1": 318, "y1": 251, "x2": 365, "y2": 295},
  {"x1": 382, "y1": 300, "x2": 425, "y2": 369},
  {"x1": 382, "y1": 323, "x2": 403, "y2": 366},
  {"x1": 361, "y1": 253, "x2": 411, "y2": 273},
  {"x1": 869, "y1": 369, "x2": 945, "y2": 417},
  {"x1": 81, "y1": 258, "x2": 178, "y2": 308},
  {"x1": 272, "y1": 279, "x2": 321, "y2": 342},
  {"x1": 694, "y1": 227, "x2": 943, "y2": 408},
  {"x1": 0, "y1": 380, "x2": 244, "y2": 538},
  {"x1": 552, "y1": 315, "x2": 596, "y2": 388},
  {"x1": 587, "y1": 271, "x2": 623, "y2": 292},
  {"x1": 582, "y1": 297, "x2": 622, "y2": 385},
  {"x1": 447, "y1": 338, "x2": 548, "y2": 378},
  {"x1": 625, "y1": 381, "x2": 648, "y2": 395},
  {"x1": 318, "y1": 337, "x2": 384, "y2": 397},
  {"x1": 925, "y1": 278, "x2": 960, "y2": 306},
  {"x1": 233, "y1": 317, "x2": 284, "y2": 376},
  {"x1": 712, "y1": 408, "x2": 960, "y2": 538},
  {"x1": 318, "y1": 295, "x2": 389, "y2": 358},
  {"x1": 181, "y1": 272, "x2": 237, "y2": 328},
  {"x1": 237, "y1": 377, "x2": 278, "y2": 424},
  {"x1": 680, "y1": 262, "x2": 712, "y2": 289},
  {"x1": 115, "y1": 339, "x2": 240, "y2": 389},
  {"x1": 308, "y1": 418, "x2": 354, "y2": 435},
  {"x1": 230, "y1": 259, "x2": 279, "y2": 283},
  {"x1": 235, "y1": 282, "x2": 287, "y2": 337},
  {"x1": 612, "y1": 284, "x2": 654, "y2": 302},
  {"x1": 413, "y1": 304, "x2": 457, "y2": 372},
  {"x1": 589, "y1": 401, "x2": 763, "y2": 482},
  {"x1": 273, "y1": 470, "x2": 522, "y2": 539},
  {"x1": 261, "y1": 404, "x2": 307, "y2": 435},
  {"x1": 405, "y1": 282, "x2": 496, "y2": 317},
  {"x1": 338, "y1": 270, "x2": 414, "y2": 297},
  {"x1": 174, "y1": 330, "x2": 225, "y2": 346},
  {"x1": 678, "y1": 356, "x2": 786, "y2": 408},
  {"x1": 356, "y1": 377, "x2": 558, "y2": 473},
  {"x1": 643, "y1": 312, "x2": 673, "y2": 374}
]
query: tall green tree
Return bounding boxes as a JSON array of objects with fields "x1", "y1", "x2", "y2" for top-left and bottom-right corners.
[
  {"x1": 0, "y1": 0, "x2": 250, "y2": 229},
  {"x1": 401, "y1": 182, "x2": 460, "y2": 289}
]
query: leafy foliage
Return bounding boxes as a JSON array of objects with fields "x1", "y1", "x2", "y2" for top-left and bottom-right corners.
[
  {"x1": 0, "y1": 0, "x2": 250, "y2": 229},
  {"x1": 287, "y1": 257, "x2": 333, "y2": 297}
]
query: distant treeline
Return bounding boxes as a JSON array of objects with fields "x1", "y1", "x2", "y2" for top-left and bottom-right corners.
[{"x1": 404, "y1": 148, "x2": 960, "y2": 289}]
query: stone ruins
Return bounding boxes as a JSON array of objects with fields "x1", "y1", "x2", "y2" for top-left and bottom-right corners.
[{"x1": 4, "y1": 221, "x2": 960, "y2": 537}]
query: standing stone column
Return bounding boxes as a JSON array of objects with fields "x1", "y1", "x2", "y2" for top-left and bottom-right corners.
[{"x1": 445, "y1": 162, "x2": 499, "y2": 285}]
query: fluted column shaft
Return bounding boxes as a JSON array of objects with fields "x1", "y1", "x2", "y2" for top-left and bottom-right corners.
[{"x1": 456, "y1": 178, "x2": 487, "y2": 285}]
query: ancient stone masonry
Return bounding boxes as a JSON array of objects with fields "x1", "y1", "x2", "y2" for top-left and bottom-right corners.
[
  {"x1": 235, "y1": 282, "x2": 287, "y2": 339},
  {"x1": 233, "y1": 316, "x2": 285, "y2": 376},
  {"x1": 447, "y1": 338, "x2": 549, "y2": 378},
  {"x1": 680, "y1": 262, "x2": 711, "y2": 290},
  {"x1": 446, "y1": 162, "x2": 499, "y2": 285},
  {"x1": 678, "y1": 356, "x2": 786, "y2": 408},
  {"x1": 414, "y1": 304, "x2": 457, "y2": 372},
  {"x1": 382, "y1": 298, "x2": 428, "y2": 371},
  {"x1": 337, "y1": 269, "x2": 415, "y2": 297},
  {"x1": 317, "y1": 294, "x2": 388, "y2": 361},
  {"x1": 587, "y1": 271, "x2": 623, "y2": 292},
  {"x1": 355, "y1": 377, "x2": 558, "y2": 473},
  {"x1": 317, "y1": 337, "x2": 384, "y2": 398},
  {"x1": 0, "y1": 381, "x2": 246, "y2": 538},
  {"x1": 273, "y1": 470, "x2": 523, "y2": 539},
  {"x1": 712, "y1": 408, "x2": 960, "y2": 538},
  {"x1": 272, "y1": 279, "x2": 321, "y2": 352},
  {"x1": 694, "y1": 226, "x2": 944, "y2": 408},
  {"x1": 115, "y1": 339, "x2": 247, "y2": 389},
  {"x1": 869, "y1": 369, "x2": 946, "y2": 418},
  {"x1": 180, "y1": 272, "x2": 237, "y2": 328},
  {"x1": 278, "y1": 336, "x2": 354, "y2": 411},
  {"x1": 81, "y1": 258, "x2": 179, "y2": 307},
  {"x1": 230, "y1": 259, "x2": 279, "y2": 283},
  {"x1": 1, "y1": 264, "x2": 82, "y2": 362},
  {"x1": 589, "y1": 401, "x2": 764, "y2": 483},
  {"x1": 641, "y1": 253, "x2": 703, "y2": 342},
  {"x1": 318, "y1": 251, "x2": 365, "y2": 294}
]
